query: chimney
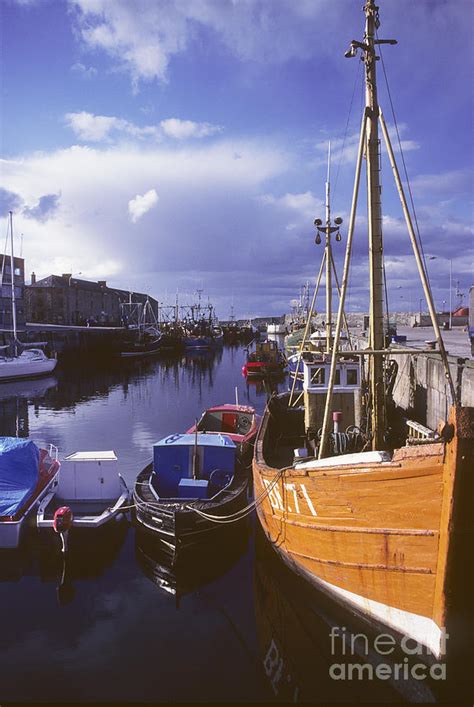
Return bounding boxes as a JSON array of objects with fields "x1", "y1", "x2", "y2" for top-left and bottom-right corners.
[
  {"x1": 62, "y1": 273, "x2": 72, "y2": 280},
  {"x1": 31, "y1": 272, "x2": 36, "y2": 285},
  {"x1": 98, "y1": 280, "x2": 107, "y2": 288}
]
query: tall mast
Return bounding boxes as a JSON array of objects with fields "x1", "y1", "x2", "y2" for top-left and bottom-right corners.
[
  {"x1": 325, "y1": 142, "x2": 332, "y2": 353},
  {"x1": 314, "y1": 144, "x2": 343, "y2": 353},
  {"x1": 9, "y1": 211, "x2": 18, "y2": 353},
  {"x1": 364, "y1": 0, "x2": 386, "y2": 448}
]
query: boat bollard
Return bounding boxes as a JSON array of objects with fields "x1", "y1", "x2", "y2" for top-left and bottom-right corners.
[{"x1": 332, "y1": 411, "x2": 343, "y2": 434}]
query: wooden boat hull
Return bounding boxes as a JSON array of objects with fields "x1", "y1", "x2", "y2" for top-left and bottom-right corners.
[{"x1": 253, "y1": 403, "x2": 473, "y2": 657}]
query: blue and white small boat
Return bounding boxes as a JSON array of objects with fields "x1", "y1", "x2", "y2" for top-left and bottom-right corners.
[{"x1": 134, "y1": 432, "x2": 248, "y2": 561}]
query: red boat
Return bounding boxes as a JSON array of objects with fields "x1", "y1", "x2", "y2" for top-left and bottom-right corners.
[
  {"x1": 187, "y1": 403, "x2": 259, "y2": 459},
  {"x1": 242, "y1": 340, "x2": 287, "y2": 378}
]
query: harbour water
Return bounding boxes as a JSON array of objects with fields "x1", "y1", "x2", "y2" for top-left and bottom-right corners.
[{"x1": 0, "y1": 344, "x2": 471, "y2": 703}]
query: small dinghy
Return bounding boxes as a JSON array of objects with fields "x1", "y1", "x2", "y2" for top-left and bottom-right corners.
[
  {"x1": 0, "y1": 437, "x2": 60, "y2": 549},
  {"x1": 134, "y1": 432, "x2": 249, "y2": 562},
  {"x1": 37, "y1": 451, "x2": 129, "y2": 533}
]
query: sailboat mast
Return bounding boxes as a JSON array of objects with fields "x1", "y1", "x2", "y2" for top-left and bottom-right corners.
[
  {"x1": 364, "y1": 0, "x2": 386, "y2": 448},
  {"x1": 9, "y1": 212, "x2": 18, "y2": 352},
  {"x1": 325, "y1": 143, "x2": 332, "y2": 353}
]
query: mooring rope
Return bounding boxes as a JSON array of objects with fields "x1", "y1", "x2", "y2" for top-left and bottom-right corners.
[
  {"x1": 132, "y1": 453, "x2": 292, "y2": 526},
  {"x1": 184, "y1": 464, "x2": 288, "y2": 524}
]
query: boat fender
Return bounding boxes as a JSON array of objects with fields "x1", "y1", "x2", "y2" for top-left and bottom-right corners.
[{"x1": 53, "y1": 506, "x2": 74, "y2": 534}]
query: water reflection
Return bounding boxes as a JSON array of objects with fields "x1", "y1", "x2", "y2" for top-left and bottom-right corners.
[
  {"x1": 0, "y1": 376, "x2": 58, "y2": 437},
  {"x1": 135, "y1": 522, "x2": 250, "y2": 605},
  {"x1": 0, "y1": 519, "x2": 129, "y2": 604}
]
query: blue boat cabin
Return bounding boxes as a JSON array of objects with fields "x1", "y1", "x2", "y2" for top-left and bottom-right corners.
[{"x1": 152, "y1": 433, "x2": 236, "y2": 500}]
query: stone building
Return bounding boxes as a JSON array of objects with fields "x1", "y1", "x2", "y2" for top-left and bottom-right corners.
[
  {"x1": 0, "y1": 253, "x2": 26, "y2": 340},
  {"x1": 25, "y1": 273, "x2": 158, "y2": 326}
]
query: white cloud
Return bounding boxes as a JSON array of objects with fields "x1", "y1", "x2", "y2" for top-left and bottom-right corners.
[
  {"x1": 259, "y1": 191, "x2": 324, "y2": 231},
  {"x1": 160, "y1": 118, "x2": 223, "y2": 140},
  {"x1": 128, "y1": 189, "x2": 159, "y2": 223},
  {"x1": 70, "y1": 61, "x2": 98, "y2": 78},
  {"x1": 411, "y1": 169, "x2": 473, "y2": 197},
  {"x1": 65, "y1": 111, "x2": 221, "y2": 143},
  {"x1": 0, "y1": 139, "x2": 290, "y2": 298},
  {"x1": 70, "y1": 0, "x2": 335, "y2": 86},
  {"x1": 65, "y1": 112, "x2": 129, "y2": 142}
]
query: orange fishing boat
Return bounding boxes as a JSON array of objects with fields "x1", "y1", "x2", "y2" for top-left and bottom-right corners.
[{"x1": 252, "y1": 0, "x2": 473, "y2": 659}]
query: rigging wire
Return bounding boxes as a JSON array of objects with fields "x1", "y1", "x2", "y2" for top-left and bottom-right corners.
[
  {"x1": 333, "y1": 55, "x2": 363, "y2": 202},
  {"x1": 376, "y1": 31, "x2": 433, "y2": 298}
]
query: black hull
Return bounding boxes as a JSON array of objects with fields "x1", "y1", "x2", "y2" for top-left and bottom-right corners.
[{"x1": 133, "y1": 464, "x2": 249, "y2": 561}]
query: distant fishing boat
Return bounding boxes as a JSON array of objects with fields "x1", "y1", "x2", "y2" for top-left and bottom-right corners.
[
  {"x1": 181, "y1": 324, "x2": 224, "y2": 349},
  {"x1": 242, "y1": 340, "x2": 287, "y2": 378},
  {"x1": 118, "y1": 299, "x2": 168, "y2": 358},
  {"x1": 180, "y1": 291, "x2": 224, "y2": 349},
  {"x1": 252, "y1": 0, "x2": 473, "y2": 659}
]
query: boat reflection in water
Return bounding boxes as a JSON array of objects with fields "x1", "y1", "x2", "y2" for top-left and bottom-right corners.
[
  {"x1": 135, "y1": 521, "x2": 250, "y2": 605},
  {"x1": 0, "y1": 518, "x2": 129, "y2": 606},
  {"x1": 252, "y1": 527, "x2": 464, "y2": 703}
]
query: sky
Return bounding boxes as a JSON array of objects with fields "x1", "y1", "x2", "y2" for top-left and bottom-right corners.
[{"x1": 0, "y1": 0, "x2": 473, "y2": 320}]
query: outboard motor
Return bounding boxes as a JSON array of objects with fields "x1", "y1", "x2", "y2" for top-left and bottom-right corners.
[{"x1": 53, "y1": 506, "x2": 74, "y2": 553}]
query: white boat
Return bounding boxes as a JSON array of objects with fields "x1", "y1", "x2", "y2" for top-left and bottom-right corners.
[
  {"x1": 37, "y1": 450, "x2": 130, "y2": 530},
  {"x1": 0, "y1": 347, "x2": 57, "y2": 381},
  {"x1": 0, "y1": 437, "x2": 60, "y2": 549},
  {"x1": 0, "y1": 212, "x2": 57, "y2": 381}
]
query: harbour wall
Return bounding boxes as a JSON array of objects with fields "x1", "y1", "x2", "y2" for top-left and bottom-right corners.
[
  {"x1": 25, "y1": 323, "x2": 128, "y2": 360},
  {"x1": 390, "y1": 352, "x2": 473, "y2": 429}
]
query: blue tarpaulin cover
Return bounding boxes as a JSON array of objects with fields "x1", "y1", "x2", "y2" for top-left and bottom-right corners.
[{"x1": 0, "y1": 437, "x2": 40, "y2": 517}]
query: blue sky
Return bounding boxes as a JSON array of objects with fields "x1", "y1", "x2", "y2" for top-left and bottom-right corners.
[{"x1": 1, "y1": 0, "x2": 472, "y2": 319}]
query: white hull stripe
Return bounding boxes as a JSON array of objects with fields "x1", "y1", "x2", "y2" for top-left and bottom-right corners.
[{"x1": 291, "y1": 556, "x2": 443, "y2": 658}]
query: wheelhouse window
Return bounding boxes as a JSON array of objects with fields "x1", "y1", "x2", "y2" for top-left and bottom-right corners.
[
  {"x1": 310, "y1": 367, "x2": 325, "y2": 385},
  {"x1": 347, "y1": 368, "x2": 358, "y2": 386}
]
